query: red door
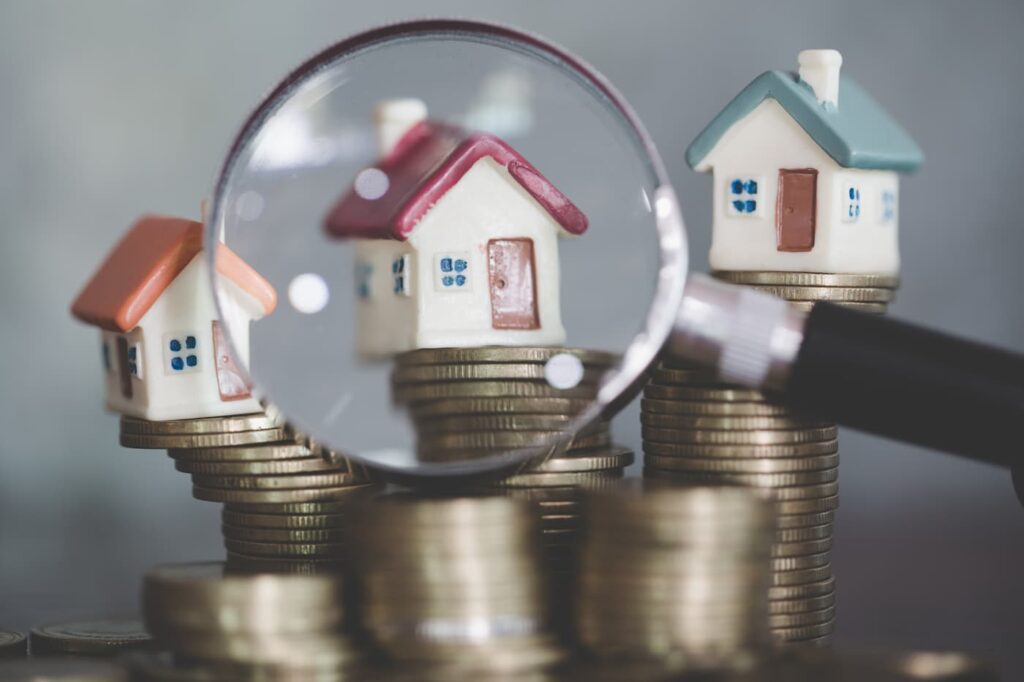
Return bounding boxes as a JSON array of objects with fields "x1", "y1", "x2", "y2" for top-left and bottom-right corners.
[
  {"x1": 776, "y1": 169, "x2": 818, "y2": 252},
  {"x1": 487, "y1": 238, "x2": 540, "y2": 330},
  {"x1": 212, "y1": 321, "x2": 251, "y2": 401}
]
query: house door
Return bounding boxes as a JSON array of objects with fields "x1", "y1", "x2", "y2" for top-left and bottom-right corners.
[
  {"x1": 212, "y1": 321, "x2": 252, "y2": 401},
  {"x1": 115, "y1": 336, "x2": 133, "y2": 399},
  {"x1": 487, "y1": 238, "x2": 539, "y2": 330},
  {"x1": 776, "y1": 169, "x2": 818, "y2": 252}
]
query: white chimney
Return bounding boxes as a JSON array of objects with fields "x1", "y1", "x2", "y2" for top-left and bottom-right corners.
[
  {"x1": 374, "y1": 98, "x2": 427, "y2": 155},
  {"x1": 798, "y1": 49, "x2": 843, "y2": 107}
]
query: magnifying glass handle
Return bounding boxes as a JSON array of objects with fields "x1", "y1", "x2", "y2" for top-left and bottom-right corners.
[{"x1": 669, "y1": 275, "x2": 1024, "y2": 467}]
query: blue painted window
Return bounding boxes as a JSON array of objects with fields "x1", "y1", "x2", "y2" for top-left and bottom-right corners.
[
  {"x1": 165, "y1": 333, "x2": 199, "y2": 374},
  {"x1": 880, "y1": 189, "x2": 896, "y2": 223},
  {"x1": 435, "y1": 253, "x2": 471, "y2": 291},
  {"x1": 392, "y1": 255, "x2": 411, "y2": 296},
  {"x1": 727, "y1": 177, "x2": 760, "y2": 216},
  {"x1": 843, "y1": 183, "x2": 862, "y2": 222},
  {"x1": 355, "y1": 261, "x2": 373, "y2": 300},
  {"x1": 126, "y1": 342, "x2": 142, "y2": 379}
]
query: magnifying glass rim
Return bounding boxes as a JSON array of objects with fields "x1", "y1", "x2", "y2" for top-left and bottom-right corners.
[{"x1": 205, "y1": 17, "x2": 688, "y2": 481}]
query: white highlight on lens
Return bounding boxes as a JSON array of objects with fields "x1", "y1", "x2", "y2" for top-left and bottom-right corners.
[
  {"x1": 288, "y1": 273, "x2": 330, "y2": 314},
  {"x1": 354, "y1": 168, "x2": 390, "y2": 200},
  {"x1": 235, "y1": 190, "x2": 264, "y2": 221},
  {"x1": 545, "y1": 353, "x2": 585, "y2": 390}
]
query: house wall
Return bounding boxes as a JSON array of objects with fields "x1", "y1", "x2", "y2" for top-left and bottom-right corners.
[
  {"x1": 698, "y1": 99, "x2": 901, "y2": 275},
  {"x1": 102, "y1": 255, "x2": 265, "y2": 420},
  {"x1": 408, "y1": 157, "x2": 568, "y2": 349}
]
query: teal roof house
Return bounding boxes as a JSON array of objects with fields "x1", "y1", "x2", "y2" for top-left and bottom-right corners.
[{"x1": 687, "y1": 50, "x2": 923, "y2": 276}]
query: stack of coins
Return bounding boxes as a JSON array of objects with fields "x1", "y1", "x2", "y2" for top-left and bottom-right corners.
[
  {"x1": 0, "y1": 630, "x2": 27, "y2": 658},
  {"x1": 576, "y1": 485, "x2": 775, "y2": 673},
  {"x1": 29, "y1": 619, "x2": 150, "y2": 658},
  {"x1": 120, "y1": 412, "x2": 377, "y2": 572},
  {"x1": 641, "y1": 271, "x2": 898, "y2": 646},
  {"x1": 347, "y1": 496, "x2": 566, "y2": 677},
  {"x1": 131, "y1": 562, "x2": 357, "y2": 681}
]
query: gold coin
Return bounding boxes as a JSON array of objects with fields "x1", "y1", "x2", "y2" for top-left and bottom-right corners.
[
  {"x1": 407, "y1": 397, "x2": 592, "y2": 416},
  {"x1": 640, "y1": 398, "x2": 790, "y2": 417},
  {"x1": 417, "y1": 430, "x2": 610, "y2": 451},
  {"x1": 168, "y1": 443, "x2": 314, "y2": 462},
  {"x1": 221, "y1": 524, "x2": 345, "y2": 543},
  {"x1": 394, "y1": 346, "x2": 617, "y2": 366},
  {"x1": 120, "y1": 429, "x2": 287, "y2": 450},
  {"x1": 193, "y1": 485, "x2": 372, "y2": 504},
  {"x1": 770, "y1": 552, "x2": 830, "y2": 572},
  {"x1": 786, "y1": 300, "x2": 888, "y2": 314},
  {"x1": 394, "y1": 381, "x2": 596, "y2": 402},
  {"x1": 221, "y1": 510, "x2": 344, "y2": 529},
  {"x1": 640, "y1": 413, "x2": 828, "y2": 430},
  {"x1": 415, "y1": 414, "x2": 603, "y2": 434},
  {"x1": 174, "y1": 457, "x2": 338, "y2": 476},
  {"x1": 749, "y1": 285, "x2": 894, "y2": 303},
  {"x1": 643, "y1": 454, "x2": 838, "y2": 473},
  {"x1": 771, "y1": 538, "x2": 832, "y2": 557},
  {"x1": 771, "y1": 564, "x2": 832, "y2": 587},
  {"x1": 392, "y1": 363, "x2": 607, "y2": 384},
  {"x1": 0, "y1": 630, "x2": 26, "y2": 658},
  {"x1": 490, "y1": 470, "x2": 625, "y2": 489},
  {"x1": 643, "y1": 385, "x2": 766, "y2": 402},
  {"x1": 0, "y1": 659, "x2": 129, "y2": 681},
  {"x1": 29, "y1": 619, "x2": 151, "y2": 656},
  {"x1": 648, "y1": 368, "x2": 720, "y2": 385},
  {"x1": 776, "y1": 524, "x2": 832, "y2": 543},
  {"x1": 767, "y1": 482, "x2": 840, "y2": 502},
  {"x1": 223, "y1": 539, "x2": 346, "y2": 558},
  {"x1": 641, "y1": 427, "x2": 838, "y2": 445},
  {"x1": 768, "y1": 605, "x2": 836, "y2": 629},
  {"x1": 768, "y1": 577, "x2": 835, "y2": 601},
  {"x1": 776, "y1": 496, "x2": 840, "y2": 515},
  {"x1": 223, "y1": 493, "x2": 376, "y2": 515},
  {"x1": 119, "y1": 413, "x2": 280, "y2": 435},
  {"x1": 776, "y1": 511, "x2": 836, "y2": 529},
  {"x1": 768, "y1": 592, "x2": 835, "y2": 615},
  {"x1": 714, "y1": 271, "x2": 899, "y2": 288},
  {"x1": 531, "y1": 448, "x2": 635, "y2": 473},
  {"x1": 192, "y1": 471, "x2": 363, "y2": 490},
  {"x1": 224, "y1": 553, "x2": 344, "y2": 574},
  {"x1": 769, "y1": 619, "x2": 835, "y2": 641},
  {"x1": 642, "y1": 440, "x2": 838, "y2": 459}
]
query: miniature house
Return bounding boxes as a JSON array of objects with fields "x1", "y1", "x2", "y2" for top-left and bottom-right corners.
[
  {"x1": 71, "y1": 215, "x2": 277, "y2": 421},
  {"x1": 686, "y1": 50, "x2": 923, "y2": 275},
  {"x1": 323, "y1": 99, "x2": 588, "y2": 357}
]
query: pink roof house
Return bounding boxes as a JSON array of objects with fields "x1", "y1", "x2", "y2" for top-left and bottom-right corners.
[{"x1": 324, "y1": 99, "x2": 588, "y2": 357}]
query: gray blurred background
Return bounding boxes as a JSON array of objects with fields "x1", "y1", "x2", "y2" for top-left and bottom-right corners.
[{"x1": 2, "y1": 0, "x2": 1023, "y2": 676}]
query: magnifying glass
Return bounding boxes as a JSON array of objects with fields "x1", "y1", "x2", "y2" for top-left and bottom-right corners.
[{"x1": 207, "y1": 19, "x2": 1024, "y2": 482}]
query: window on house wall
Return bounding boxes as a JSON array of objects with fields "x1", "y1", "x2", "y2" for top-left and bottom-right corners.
[
  {"x1": 880, "y1": 189, "x2": 897, "y2": 223},
  {"x1": 127, "y1": 342, "x2": 143, "y2": 379},
  {"x1": 355, "y1": 261, "x2": 373, "y2": 300},
  {"x1": 392, "y1": 254, "x2": 412, "y2": 296},
  {"x1": 435, "y1": 253, "x2": 471, "y2": 291},
  {"x1": 165, "y1": 333, "x2": 200, "y2": 374},
  {"x1": 843, "y1": 183, "x2": 862, "y2": 222},
  {"x1": 727, "y1": 177, "x2": 761, "y2": 216}
]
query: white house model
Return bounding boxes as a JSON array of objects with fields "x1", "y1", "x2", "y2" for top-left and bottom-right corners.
[
  {"x1": 686, "y1": 50, "x2": 923, "y2": 275},
  {"x1": 323, "y1": 99, "x2": 589, "y2": 358},
  {"x1": 71, "y1": 215, "x2": 277, "y2": 421}
]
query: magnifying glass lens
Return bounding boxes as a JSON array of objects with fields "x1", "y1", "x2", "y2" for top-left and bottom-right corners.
[{"x1": 209, "y1": 26, "x2": 668, "y2": 477}]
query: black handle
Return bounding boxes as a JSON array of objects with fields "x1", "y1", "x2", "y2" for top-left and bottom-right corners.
[{"x1": 782, "y1": 302, "x2": 1024, "y2": 467}]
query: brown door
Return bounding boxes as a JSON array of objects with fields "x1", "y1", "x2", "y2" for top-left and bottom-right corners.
[
  {"x1": 212, "y1": 321, "x2": 252, "y2": 401},
  {"x1": 487, "y1": 238, "x2": 539, "y2": 330},
  {"x1": 116, "y1": 336, "x2": 133, "y2": 399},
  {"x1": 776, "y1": 169, "x2": 818, "y2": 252}
]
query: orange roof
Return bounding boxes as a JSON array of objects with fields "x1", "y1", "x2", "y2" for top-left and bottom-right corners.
[{"x1": 71, "y1": 215, "x2": 277, "y2": 332}]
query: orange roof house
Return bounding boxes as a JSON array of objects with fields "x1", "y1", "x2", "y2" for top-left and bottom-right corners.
[{"x1": 72, "y1": 215, "x2": 277, "y2": 422}]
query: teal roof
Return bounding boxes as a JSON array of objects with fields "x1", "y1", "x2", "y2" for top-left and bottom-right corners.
[{"x1": 686, "y1": 70, "x2": 923, "y2": 172}]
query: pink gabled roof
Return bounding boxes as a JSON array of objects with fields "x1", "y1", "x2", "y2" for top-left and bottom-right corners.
[{"x1": 323, "y1": 121, "x2": 588, "y2": 241}]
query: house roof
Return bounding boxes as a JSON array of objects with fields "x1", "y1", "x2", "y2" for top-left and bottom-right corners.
[
  {"x1": 323, "y1": 121, "x2": 588, "y2": 240},
  {"x1": 686, "y1": 70, "x2": 923, "y2": 172},
  {"x1": 71, "y1": 215, "x2": 277, "y2": 333}
]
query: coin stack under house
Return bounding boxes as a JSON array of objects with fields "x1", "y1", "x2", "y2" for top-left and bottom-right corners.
[
  {"x1": 641, "y1": 271, "x2": 899, "y2": 646},
  {"x1": 129, "y1": 562, "x2": 359, "y2": 681},
  {"x1": 347, "y1": 496, "x2": 567, "y2": 679},
  {"x1": 119, "y1": 411, "x2": 377, "y2": 572},
  {"x1": 391, "y1": 346, "x2": 634, "y2": 624}
]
